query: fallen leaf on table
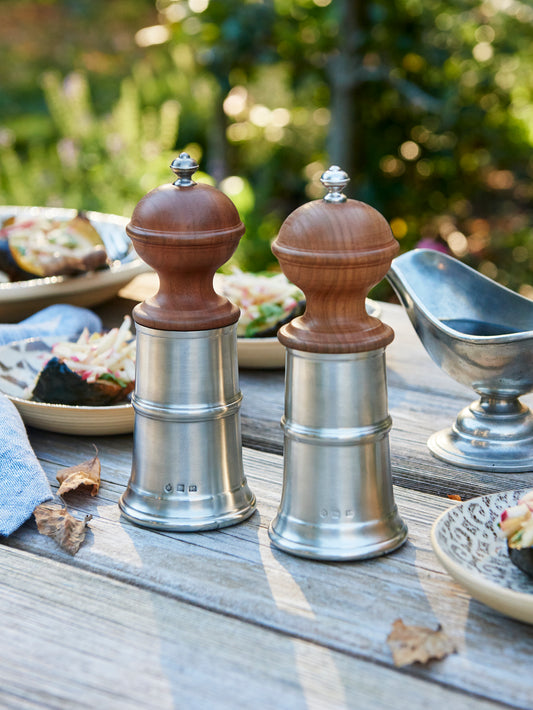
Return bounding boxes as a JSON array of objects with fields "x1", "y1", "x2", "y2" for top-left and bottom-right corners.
[
  {"x1": 34, "y1": 503, "x2": 92, "y2": 555},
  {"x1": 447, "y1": 494, "x2": 462, "y2": 501},
  {"x1": 386, "y1": 618, "x2": 456, "y2": 667},
  {"x1": 56, "y1": 450, "x2": 101, "y2": 497}
]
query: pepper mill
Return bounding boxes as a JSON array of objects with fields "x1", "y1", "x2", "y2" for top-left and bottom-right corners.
[
  {"x1": 118, "y1": 153, "x2": 256, "y2": 530},
  {"x1": 269, "y1": 165, "x2": 408, "y2": 560}
]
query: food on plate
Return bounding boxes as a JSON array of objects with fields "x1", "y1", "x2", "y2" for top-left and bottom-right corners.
[
  {"x1": 214, "y1": 268, "x2": 304, "y2": 338},
  {"x1": 499, "y1": 490, "x2": 533, "y2": 579},
  {"x1": 31, "y1": 316, "x2": 135, "y2": 406},
  {"x1": 0, "y1": 211, "x2": 108, "y2": 281}
]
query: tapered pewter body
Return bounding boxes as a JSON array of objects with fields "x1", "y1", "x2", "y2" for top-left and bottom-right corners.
[
  {"x1": 119, "y1": 154, "x2": 255, "y2": 530},
  {"x1": 269, "y1": 166, "x2": 407, "y2": 560}
]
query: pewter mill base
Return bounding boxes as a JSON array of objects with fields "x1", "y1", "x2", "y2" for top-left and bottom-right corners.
[
  {"x1": 119, "y1": 323, "x2": 256, "y2": 531},
  {"x1": 268, "y1": 348, "x2": 407, "y2": 560}
]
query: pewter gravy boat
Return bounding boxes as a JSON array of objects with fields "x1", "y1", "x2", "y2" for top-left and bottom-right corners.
[{"x1": 387, "y1": 248, "x2": 533, "y2": 472}]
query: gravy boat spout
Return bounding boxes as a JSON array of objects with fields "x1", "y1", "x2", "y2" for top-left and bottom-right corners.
[{"x1": 387, "y1": 248, "x2": 533, "y2": 472}]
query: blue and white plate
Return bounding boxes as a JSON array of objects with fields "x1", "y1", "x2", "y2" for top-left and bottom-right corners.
[{"x1": 431, "y1": 490, "x2": 533, "y2": 625}]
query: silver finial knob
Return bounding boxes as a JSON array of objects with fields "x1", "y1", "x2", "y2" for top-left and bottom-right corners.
[
  {"x1": 170, "y1": 152, "x2": 199, "y2": 187},
  {"x1": 321, "y1": 165, "x2": 350, "y2": 203}
]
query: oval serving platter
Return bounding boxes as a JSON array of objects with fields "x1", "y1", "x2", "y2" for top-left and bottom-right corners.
[
  {"x1": 0, "y1": 206, "x2": 150, "y2": 322},
  {"x1": 0, "y1": 336, "x2": 133, "y2": 436},
  {"x1": 431, "y1": 489, "x2": 533, "y2": 625}
]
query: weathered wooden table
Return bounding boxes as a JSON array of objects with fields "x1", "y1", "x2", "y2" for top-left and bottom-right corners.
[{"x1": 1, "y1": 285, "x2": 533, "y2": 710}]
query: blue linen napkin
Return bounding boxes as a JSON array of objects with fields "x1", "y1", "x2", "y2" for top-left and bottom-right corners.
[
  {"x1": 0, "y1": 303, "x2": 101, "y2": 347},
  {"x1": 0, "y1": 304, "x2": 102, "y2": 536}
]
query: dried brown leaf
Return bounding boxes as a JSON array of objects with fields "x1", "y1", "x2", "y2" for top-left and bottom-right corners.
[
  {"x1": 447, "y1": 494, "x2": 462, "y2": 501},
  {"x1": 34, "y1": 503, "x2": 92, "y2": 555},
  {"x1": 386, "y1": 618, "x2": 456, "y2": 667},
  {"x1": 56, "y1": 450, "x2": 101, "y2": 497}
]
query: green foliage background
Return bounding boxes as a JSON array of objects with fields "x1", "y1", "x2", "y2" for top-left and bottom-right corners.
[{"x1": 1, "y1": 0, "x2": 533, "y2": 298}]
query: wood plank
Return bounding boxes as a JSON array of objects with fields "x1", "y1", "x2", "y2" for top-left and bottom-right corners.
[
  {"x1": 0, "y1": 545, "x2": 503, "y2": 710},
  {"x1": 5, "y1": 442, "x2": 533, "y2": 709}
]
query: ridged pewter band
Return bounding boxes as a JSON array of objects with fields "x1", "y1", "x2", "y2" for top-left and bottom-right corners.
[
  {"x1": 119, "y1": 323, "x2": 255, "y2": 531},
  {"x1": 281, "y1": 415, "x2": 392, "y2": 446},
  {"x1": 131, "y1": 392, "x2": 243, "y2": 422}
]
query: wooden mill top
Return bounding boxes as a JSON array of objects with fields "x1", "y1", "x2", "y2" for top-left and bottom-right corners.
[
  {"x1": 127, "y1": 153, "x2": 244, "y2": 331},
  {"x1": 272, "y1": 165, "x2": 399, "y2": 354}
]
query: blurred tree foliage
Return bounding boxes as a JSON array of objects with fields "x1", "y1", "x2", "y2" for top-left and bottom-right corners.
[{"x1": 1, "y1": 0, "x2": 533, "y2": 297}]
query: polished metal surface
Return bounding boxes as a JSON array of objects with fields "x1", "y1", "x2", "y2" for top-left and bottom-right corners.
[
  {"x1": 320, "y1": 165, "x2": 349, "y2": 203},
  {"x1": 170, "y1": 152, "x2": 199, "y2": 187},
  {"x1": 388, "y1": 248, "x2": 533, "y2": 471},
  {"x1": 119, "y1": 323, "x2": 256, "y2": 530},
  {"x1": 268, "y1": 348, "x2": 408, "y2": 560}
]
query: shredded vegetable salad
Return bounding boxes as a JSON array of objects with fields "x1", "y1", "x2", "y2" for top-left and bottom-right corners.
[
  {"x1": 1, "y1": 213, "x2": 106, "y2": 277},
  {"x1": 4, "y1": 216, "x2": 89, "y2": 254},
  {"x1": 51, "y1": 315, "x2": 136, "y2": 387},
  {"x1": 499, "y1": 490, "x2": 533, "y2": 549},
  {"x1": 214, "y1": 268, "x2": 304, "y2": 337}
]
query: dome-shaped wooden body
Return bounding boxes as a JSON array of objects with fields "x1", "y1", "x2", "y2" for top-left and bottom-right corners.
[
  {"x1": 272, "y1": 171, "x2": 399, "y2": 353},
  {"x1": 127, "y1": 154, "x2": 244, "y2": 331}
]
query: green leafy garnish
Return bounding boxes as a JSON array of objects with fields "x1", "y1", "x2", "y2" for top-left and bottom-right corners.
[
  {"x1": 99, "y1": 372, "x2": 128, "y2": 388},
  {"x1": 245, "y1": 302, "x2": 285, "y2": 337}
]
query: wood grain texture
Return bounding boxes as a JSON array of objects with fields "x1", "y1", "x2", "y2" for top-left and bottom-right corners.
[
  {"x1": 127, "y1": 182, "x2": 243, "y2": 331},
  {"x1": 0, "y1": 545, "x2": 503, "y2": 710},
  {"x1": 272, "y1": 200, "x2": 398, "y2": 353},
  {"x1": 4, "y1": 440, "x2": 533, "y2": 709}
]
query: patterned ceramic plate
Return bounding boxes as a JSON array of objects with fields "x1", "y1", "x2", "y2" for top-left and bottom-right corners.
[
  {"x1": 431, "y1": 490, "x2": 533, "y2": 625},
  {"x1": 0, "y1": 336, "x2": 133, "y2": 436},
  {"x1": 0, "y1": 206, "x2": 150, "y2": 322}
]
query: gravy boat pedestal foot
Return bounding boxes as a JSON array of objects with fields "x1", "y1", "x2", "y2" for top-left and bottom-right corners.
[{"x1": 428, "y1": 396, "x2": 533, "y2": 472}]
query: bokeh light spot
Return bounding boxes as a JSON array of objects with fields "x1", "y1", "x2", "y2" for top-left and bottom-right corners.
[
  {"x1": 380, "y1": 155, "x2": 406, "y2": 176},
  {"x1": 486, "y1": 170, "x2": 515, "y2": 190},
  {"x1": 399, "y1": 141, "x2": 421, "y2": 161},
  {"x1": 135, "y1": 25, "x2": 170, "y2": 47},
  {"x1": 447, "y1": 231, "x2": 468, "y2": 257},
  {"x1": 390, "y1": 217, "x2": 408, "y2": 239},
  {"x1": 475, "y1": 25, "x2": 495, "y2": 42},
  {"x1": 271, "y1": 108, "x2": 291, "y2": 127},
  {"x1": 223, "y1": 87, "x2": 248, "y2": 117},
  {"x1": 512, "y1": 245, "x2": 529, "y2": 263},
  {"x1": 313, "y1": 108, "x2": 330, "y2": 126},
  {"x1": 249, "y1": 104, "x2": 271, "y2": 127},
  {"x1": 416, "y1": 160, "x2": 432, "y2": 177},
  {"x1": 473, "y1": 42, "x2": 494, "y2": 62},
  {"x1": 188, "y1": 0, "x2": 209, "y2": 12},
  {"x1": 479, "y1": 261, "x2": 498, "y2": 279},
  {"x1": 220, "y1": 175, "x2": 244, "y2": 195}
]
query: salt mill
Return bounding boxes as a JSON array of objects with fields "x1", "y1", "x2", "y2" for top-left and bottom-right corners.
[
  {"x1": 119, "y1": 153, "x2": 256, "y2": 530},
  {"x1": 269, "y1": 166, "x2": 408, "y2": 560}
]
